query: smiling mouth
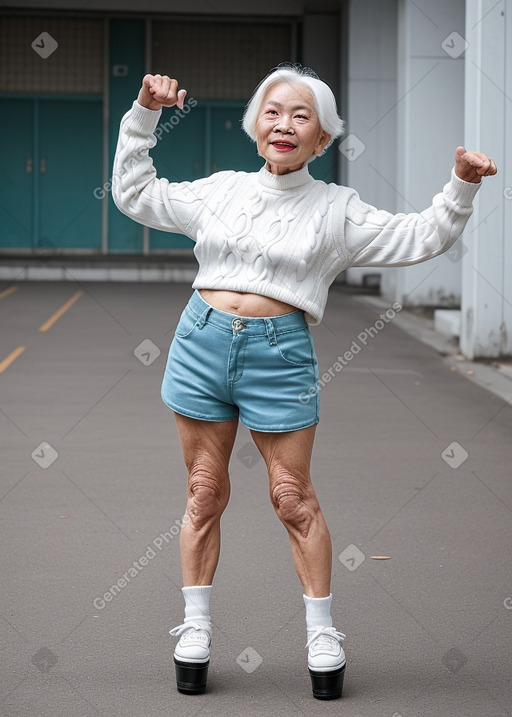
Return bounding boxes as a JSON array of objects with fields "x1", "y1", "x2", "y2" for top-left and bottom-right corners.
[{"x1": 271, "y1": 141, "x2": 296, "y2": 151}]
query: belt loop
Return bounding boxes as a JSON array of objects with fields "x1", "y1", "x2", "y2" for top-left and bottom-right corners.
[
  {"x1": 196, "y1": 306, "x2": 212, "y2": 329},
  {"x1": 264, "y1": 318, "x2": 277, "y2": 346}
]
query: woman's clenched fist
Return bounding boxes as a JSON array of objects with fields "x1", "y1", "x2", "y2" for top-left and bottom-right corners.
[{"x1": 137, "y1": 74, "x2": 187, "y2": 111}]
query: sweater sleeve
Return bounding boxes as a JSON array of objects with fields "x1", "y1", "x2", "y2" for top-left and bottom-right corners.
[
  {"x1": 342, "y1": 169, "x2": 480, "y2": 267},
  {"x1": 112, "y1": 100, "x2": 227, "y2": 237}
]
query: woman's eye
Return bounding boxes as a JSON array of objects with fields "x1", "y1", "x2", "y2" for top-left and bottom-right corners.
[{"x1": 296, "y1": 114, "x2": 308, "y2": 120}]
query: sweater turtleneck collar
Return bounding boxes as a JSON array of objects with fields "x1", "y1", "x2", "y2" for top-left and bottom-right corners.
[{"x1": 257, "y1": 163, "x2": 313, "y2": 190}]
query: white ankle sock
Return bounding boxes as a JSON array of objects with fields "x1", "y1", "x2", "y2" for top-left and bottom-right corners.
[
  {"x1": 303, "y1": 594, "x2": 333, "y2": 637},
  {"x1": 182, "y1": 585, "x2": 212, "y2": 627}
]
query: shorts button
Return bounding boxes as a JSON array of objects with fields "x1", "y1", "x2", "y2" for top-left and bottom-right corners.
[{"x1": 232, "y1": 318, "x2": 245, "y2": 332}]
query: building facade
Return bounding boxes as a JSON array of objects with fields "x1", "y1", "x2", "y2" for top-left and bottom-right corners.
[{"x1": 1, "y1": 0, "x2": 511, "y2": 358}]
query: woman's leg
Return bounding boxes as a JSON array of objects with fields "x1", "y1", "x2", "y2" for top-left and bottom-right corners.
[
  {"x1": 251, "y1": 425, "x2": 346, "y2": 701},
  {"x1": 250, "y1": 425, "x2": 332, "y2": 597},
  {"x1": 174, "y1": 413, "x2": 239, "y2": 586}
]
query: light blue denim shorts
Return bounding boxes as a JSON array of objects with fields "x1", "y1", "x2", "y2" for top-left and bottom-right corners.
[{"x1": 161, "y1": 291, "x2": 320, "y2": 432}]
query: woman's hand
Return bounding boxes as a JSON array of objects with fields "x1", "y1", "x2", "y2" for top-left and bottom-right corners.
[
  {"x1": 137, "y1": 74, "x2": 187, "y2": 111},
  {"x1": 454, "y1": 146, "x2": 497, "y2": 183}
]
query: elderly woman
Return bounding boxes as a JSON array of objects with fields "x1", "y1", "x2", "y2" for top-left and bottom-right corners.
[{"x1": 113, "y1": 64, "x2": 496, "y2": 700}]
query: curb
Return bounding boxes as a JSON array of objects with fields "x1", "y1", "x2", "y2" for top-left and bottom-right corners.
[{"x1": 354, "y1": 295, "x2": 512, "y2": 405}]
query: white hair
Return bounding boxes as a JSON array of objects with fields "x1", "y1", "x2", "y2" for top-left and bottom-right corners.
[{"x1": 242, "y1": 63, "x2": 344, "y2": 159}]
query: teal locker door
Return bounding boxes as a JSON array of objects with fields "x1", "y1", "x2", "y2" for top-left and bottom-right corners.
[
  {"x1": 39, "y1": 100, "x2": 102, "y2": 250},
  {"x1": 149, "y1": 105, "x2": 206, "y2": 251},
  {"x1": 210, "y1": 105, "x2": 262, "y2": 173},
  {"x1": 0, "y1": 99, "x2": 34, "y2": 248}
]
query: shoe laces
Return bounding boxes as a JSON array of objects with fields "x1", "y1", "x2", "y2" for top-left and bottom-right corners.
[
  {"x1": 169, "y1": 621, "x2": 211, "y2": 638},
  {"x1": 305, "y1": 626, "x2": 346, "y2": 651}
]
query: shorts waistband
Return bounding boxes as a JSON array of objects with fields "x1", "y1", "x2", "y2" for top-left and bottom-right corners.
[{"x1": 187, "y1": 290, "x2": 307, "y2": 336}]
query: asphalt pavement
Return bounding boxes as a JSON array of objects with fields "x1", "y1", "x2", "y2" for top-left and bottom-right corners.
[{"x1": 1, "y1": 280, "x2": 511, "y2": 717}]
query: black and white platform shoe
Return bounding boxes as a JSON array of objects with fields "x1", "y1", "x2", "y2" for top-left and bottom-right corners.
[
  {"x1": 169, "y1": 621, "x2": 212, "y2": 694},
  {"x1": 305, "y1": 626, "x2": 346, "y2": 700}
]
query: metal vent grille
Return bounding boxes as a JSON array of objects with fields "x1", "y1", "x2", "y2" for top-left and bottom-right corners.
[
  {"x1": 0, "y1": 16, "x2": 103, "y2": 95},
  {"x1": 151, "y1": 21, "x2": 293, "y2": 100}
]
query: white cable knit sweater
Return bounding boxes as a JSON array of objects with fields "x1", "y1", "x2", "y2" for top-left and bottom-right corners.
[{"x1": 113, "y1": 101, "x2": 480, "y2": 324}]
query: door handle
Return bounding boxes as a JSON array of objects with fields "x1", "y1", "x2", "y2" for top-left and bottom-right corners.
[
  {"x1": 26, "y1": 157, "x2": 33, "y2": 173},
  {"x1": 40, "y1": 157, "x2": 47, "y2": 174}
]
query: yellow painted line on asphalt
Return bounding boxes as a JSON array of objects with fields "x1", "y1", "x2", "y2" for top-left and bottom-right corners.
[
  {"x1": 0, "y1": 346, "x2": 26, "y2": 374},
  {"x1": 0, "y1": 285, "x2": 18, "y2": 299},
  {"x1": 39, "y1": 290, "x2": 84, "y2": 332}
]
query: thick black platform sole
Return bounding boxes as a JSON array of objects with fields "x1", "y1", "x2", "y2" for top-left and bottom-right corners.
[
  {"x1": 309, "y1": 663, "x2": 346, "y2": 700},
  {"x1": 174, "y1": 657, "x2": 209, "y2": 695}
]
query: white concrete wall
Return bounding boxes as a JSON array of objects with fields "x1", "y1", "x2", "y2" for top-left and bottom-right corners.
[
  {"x1": 381, "y1": 0, "x2": 466, "y2": 306},
  {"x1": 343, "y1": 0, "x2": 399, "y2": 289},
  {"x1": 460, "y1": 0, "x2": 512, "y2": 358}
]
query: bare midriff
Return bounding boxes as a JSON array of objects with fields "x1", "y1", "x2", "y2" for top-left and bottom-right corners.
[{"x1": 199, "y1": 289, "x2": 298, "y2": 317}]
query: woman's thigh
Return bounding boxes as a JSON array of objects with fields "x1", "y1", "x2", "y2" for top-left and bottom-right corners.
[
  {"x1": 250, "y1": 425, "x2": 317, "y2": 487},
  {"x1": 174, "y1": 412, "x2": 239, "y2": 480}
]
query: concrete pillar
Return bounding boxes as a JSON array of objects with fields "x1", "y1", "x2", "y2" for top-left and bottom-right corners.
[
  {"x1": 460, "y1": 0, "x2": 512, "y2": 359},
  {"x1": 383, "y1": 0, "x2": 466, "y2": 307}
]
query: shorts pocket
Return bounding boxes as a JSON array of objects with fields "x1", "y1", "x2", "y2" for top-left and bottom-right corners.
[
  {"x1": 275, "y1": 328, "x2": 315, "y2": 367},
  {"x1": 174, "y1": 307, "x2": 199, "y2": 338}
]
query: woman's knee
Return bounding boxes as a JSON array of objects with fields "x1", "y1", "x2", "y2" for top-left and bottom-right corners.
[
  {"x1": 186, "y1": 464, "x2": 230, "y2": 530},
  {"x1": 270, "y1": 468, "x2": 318, "y2": 538}
]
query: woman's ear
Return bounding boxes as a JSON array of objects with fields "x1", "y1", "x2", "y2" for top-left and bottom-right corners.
[{"x1": 315, "y1": 130, "x2": 332, "y2": 156}]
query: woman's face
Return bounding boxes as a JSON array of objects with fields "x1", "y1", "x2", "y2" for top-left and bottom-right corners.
[{"x1": 254, "y1": 81, "x2": 331, "y2": 175}]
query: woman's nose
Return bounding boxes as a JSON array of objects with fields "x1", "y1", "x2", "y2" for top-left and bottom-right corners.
[{"x1": 274, "y1": 119, "x2": 294, "y2": 134}]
